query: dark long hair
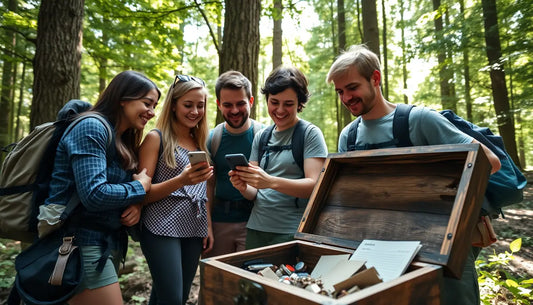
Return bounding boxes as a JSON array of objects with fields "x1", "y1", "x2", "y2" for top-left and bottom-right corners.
[{"x1": 91, "y1": 70, "x2": 161, "y2": 170}]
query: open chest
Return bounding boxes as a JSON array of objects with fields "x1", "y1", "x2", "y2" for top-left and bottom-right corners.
[{"x1": 199, "y1": 144, "x2": 492, "y2": 305}]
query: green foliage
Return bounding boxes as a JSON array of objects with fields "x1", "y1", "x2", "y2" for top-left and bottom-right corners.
[
  {"x1": 2, "y1": 0, "x2": 533, "y2": 163},
  {"x1": 477, "y1": 238, "x2": 532, "y2": 304},
  {"x1": 0, "y1": 239, "x2": 21, "y2": 289}
]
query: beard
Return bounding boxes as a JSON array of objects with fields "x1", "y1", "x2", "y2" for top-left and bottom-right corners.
[
  {"x1": 224, "y1": 113, "x2": 247, "y2": 129},
  {"x1": 344, "y1": 82, "x2": 377, "y2": 117}
]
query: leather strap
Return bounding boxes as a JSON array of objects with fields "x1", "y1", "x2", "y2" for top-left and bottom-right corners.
[{"x1": 49, "y1": 236, "x2": 77, "y2": 286}]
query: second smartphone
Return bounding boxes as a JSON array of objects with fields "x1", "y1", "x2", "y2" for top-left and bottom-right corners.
[{"x1": 225, "y1": 153, "x2": 249, "y2": 170}]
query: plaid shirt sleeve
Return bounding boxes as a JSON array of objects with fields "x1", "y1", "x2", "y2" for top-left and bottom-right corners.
[{"x1": 63, "y1": 117, "x2": 145, "y2": 212}]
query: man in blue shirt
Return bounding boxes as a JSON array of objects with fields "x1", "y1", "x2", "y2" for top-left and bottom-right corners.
[
  {"x1": 327, "y1": 45, "x2": 501, "y2": 305},
  {"x1": 204, "y1": 71, "x2": 263, "y2": 257}
]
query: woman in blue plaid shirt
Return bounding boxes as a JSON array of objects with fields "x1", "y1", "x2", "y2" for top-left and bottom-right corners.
[
  {"x1": 46, "y1": 71, "x2": 160, "y2": 305},
  {"x1": 138, "y1": 74, "x2": 213, "y2": 305}
]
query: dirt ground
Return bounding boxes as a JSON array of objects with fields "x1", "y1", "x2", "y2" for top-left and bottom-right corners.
[
  {"x1": 120, "y1": 179, "x2": 533, "y2": 305},
  {"x1": 479, "y1": 183, "x2": 533, "y2": 279},
  {"x1": 1, "y1": 178, "x2": 529, "y2": 304}
]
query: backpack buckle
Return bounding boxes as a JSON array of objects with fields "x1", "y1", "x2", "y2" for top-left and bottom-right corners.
[{"x1": 59, "y1": 236, "x2": 75, "y2": 255}]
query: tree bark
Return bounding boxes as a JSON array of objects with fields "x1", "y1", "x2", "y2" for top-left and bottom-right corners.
[
  {"x1": 459, "y1": 0, "x2": 472, "y2": 122},
  {"x1": 0, "y1": 0, "x2": 17, "y2": 154},
  {"x1": 361, "y1": 0, "x2": 379, "y2": 58},
  {"x1": 481, "y1": 0, "x2": 520, "y2": 166},
  {"x1": 272, "y1": 0, "x2": 283, "y2": 70},
  {"x1": 30, "y1": 0, "x2": 85, "y2": 128},
  {"x1": 432, "y1": 0, "x2": 454, "y2": 111},
  {"x1": 444, "y1": 9, "x2": 457, "y2": 112},
  {"x1": 400, "y1": 0, "x2": 408, "y2": 104},
  {"x1": 218, "y1": 0, "x2": 261, "y2": 124},
  {"x1": 15, "y1": 58, "x2": 27, "y2": 142},
  {"x1": 381, "y1": 0, "x2": 388, "y2": 100},
  {"x1": 337, "y1": 0, "x2": 351, "y2": 137}
]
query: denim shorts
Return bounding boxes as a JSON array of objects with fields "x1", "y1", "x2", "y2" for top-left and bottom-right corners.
[{"x1": 78, "y1": 246, "x2": 120, "y2": 290}]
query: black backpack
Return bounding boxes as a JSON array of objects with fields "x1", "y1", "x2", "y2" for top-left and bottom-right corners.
[
  {"x1": 257, "y1": 119, "x2": 312, "y2": 172},
  {"x1": 346, "y1": 103, "x2": 527, "y2": 215},
  {"x1": 257, "y1": 119, "x2": 312, "y2": 208}
]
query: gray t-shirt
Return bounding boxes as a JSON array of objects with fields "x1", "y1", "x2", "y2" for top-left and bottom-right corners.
[
  {"x1": 247, "y1": 122, "x2": 328, "y2": 234},
  {"x1": 338, "y1": 106, "x2": 473, "y2": 152}
]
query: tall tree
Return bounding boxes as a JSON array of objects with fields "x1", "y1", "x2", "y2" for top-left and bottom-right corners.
[
  {"x1": 381, "y1": 0, "x2": 388, "y2": 99},
  {"x1": 459, "y1": 0, "x2": 473, "y2": 122},
  {"x1": 443, "y1": 8, "x2": 457, "y2": 112},
  {"x1": 217, "y1": 0, "x2": 261, "y2": 124},
  {"x1": 432, "y1": 0, "x2": 454, "y2": 111},
  {"x1": 272, "y1": 0, "x2": 283, "y2": 69},
  {"x1": 15, "y1": 56, "x2": 27, "y2": 142},
  {"x1": 0, "y1": 0, "x2": 17, "y2": 153},
  {"x1": 361, "y1": 0, "x2": 379, "y2": 57},
  {"x1": 399, "y1": 0, "x2": 408, "y2": 104},
  {"x1": 481, "y1": 0, "x2": 520, "y2": 166},
  {"x1": 337, "y1": 0, "x2": 351, "y2": 137},
  {"x1": 30, "y1": 0, "x2": 84, "y2": 128}
]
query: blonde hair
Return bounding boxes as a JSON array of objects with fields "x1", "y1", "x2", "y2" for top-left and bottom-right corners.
[
  {"x1": 326, "y1": 44, "x2": 381, "y2": 84},
  {"x1": 156, "y1": 78, "x2": 209, "y2": 168}
]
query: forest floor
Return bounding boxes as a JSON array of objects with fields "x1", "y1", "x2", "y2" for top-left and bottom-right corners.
[{"x1": 1, "y1": 175, "x2": 532, "y2": 305}]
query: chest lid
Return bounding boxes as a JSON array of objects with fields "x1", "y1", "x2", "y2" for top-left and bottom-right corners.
[{"x1": 296, "y1": 144, "x2": 491, "y2": 278}]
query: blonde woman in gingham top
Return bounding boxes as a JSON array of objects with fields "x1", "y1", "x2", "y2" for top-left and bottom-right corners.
[{"x1": 138, "y1": 74, "x2": 213, "y2": 305}]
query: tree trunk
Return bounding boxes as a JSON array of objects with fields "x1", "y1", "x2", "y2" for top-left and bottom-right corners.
[
  {"x1": 459, "y1": 0, "x2": 472, "y2": 122},
  {"x1": 1, "y1": 0, "x2": 17, "y2": 154},
  {"x1": 400, "y1": 0, "x2": 408, "y2": 104},
  {"x1": 356, "y1": 0, "x2": 363, "y2": 41},
  {"x1": 337, "y1": 0, "x2": 351, "y2": 137},
  {"x1": 516, "y1": 112, "x2": 526, "y2": 168},
  {"x1": 361, "y1": 0, "x2": 380, "y2": 58},
  {"x1": 381, "y1": 0, "x2": 388, "y2": 100},
  {"x1": 30, "y1": 0, "x2": 85, "y2": 128},
  {"x1": 15, "y1": 58, "x2": 27, "y2": 141},
  {"x1": 218, "y1": 0, "x2": 261, "y2": 124},
  {"x1": 432, "y1": 0, "x2": 453, "y2": 111},
  {"x1": 272, "y1": 0, "x2": 283, "y2": 69},
  {"x1": 481, "y1": 0, "x2": 520, "y2": 166},
  {"x1": 444, "y1": 9, "x2": 457, "y2": 112}
]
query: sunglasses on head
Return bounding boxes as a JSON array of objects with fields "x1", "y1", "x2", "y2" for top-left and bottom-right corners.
[{"x1": 172, "y1": 74, "x2": 206, "y2": 87}]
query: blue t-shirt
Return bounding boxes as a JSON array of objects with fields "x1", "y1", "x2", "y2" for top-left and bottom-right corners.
[{"x1": 338, "y1": 106, "x2": 473, "y2": 152}]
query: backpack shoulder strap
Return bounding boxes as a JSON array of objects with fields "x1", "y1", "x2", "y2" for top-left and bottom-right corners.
[
  {"x1": 152, "y1": 129, "x2": 164, "y2": 159},
  {"x1": 209, "y1": 122, "x2": 225, "y2": 158},
  {"x1": 346, "y1": 117, "x2": 362, "y2": 151},
  {"x1": 392, "y1": 104, "x2": 415, "y2": 147},
  {"x1": 257, "y1": 125, "x2": 276, "y2": 167},
  {"x1": 291, "y1": 119, "x2": 312, "y2": 171},
  {"x1": 56, "y1": 114, "x2": 114, "y2": 228},
  {"x1": 251, "y1": 119, "x2": 263, "y2": 136},
  {"x1": 66, "y1": 113, "x2": 114, "y2": 150}
]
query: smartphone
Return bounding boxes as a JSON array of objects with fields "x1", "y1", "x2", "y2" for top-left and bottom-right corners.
[
  {"x1": 188, "y1": 151, "x2": 209, "y2": 169},
  {"x1": 225, "y1": 153, "x2": 249, "y2": 170}
]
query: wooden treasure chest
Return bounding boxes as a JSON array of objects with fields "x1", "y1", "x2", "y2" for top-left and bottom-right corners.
[{"x1": 199, "y1": 144, "x2": 492, "y2": 305}]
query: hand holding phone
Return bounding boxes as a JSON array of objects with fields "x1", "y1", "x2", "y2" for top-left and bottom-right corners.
[
  {"x1": 225, "y1": 153, "x2": 249, "y2": 171},
  {"x1": 188, "y1": 151, "x2": 209, "y2": 170}
]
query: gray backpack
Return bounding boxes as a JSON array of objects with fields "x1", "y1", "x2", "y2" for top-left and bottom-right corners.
[{"x1": 0, "y1": 100, "x2": 112, "y2": 242}]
